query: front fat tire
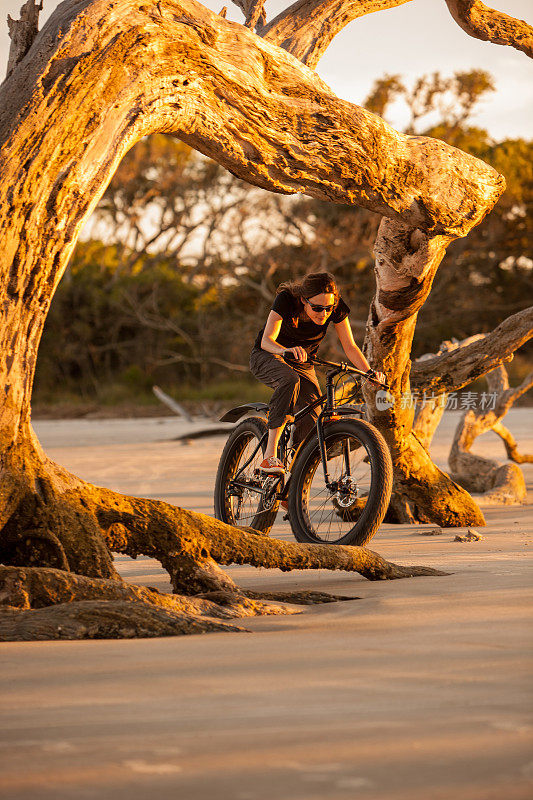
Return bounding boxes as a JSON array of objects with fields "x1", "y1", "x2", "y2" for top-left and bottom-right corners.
[
  {"x1": 214, "y1": 416, "x2": 280, "y2": 535},
  {"x1": 288, "y1": 419, "x2": 393, "y2": 547}
]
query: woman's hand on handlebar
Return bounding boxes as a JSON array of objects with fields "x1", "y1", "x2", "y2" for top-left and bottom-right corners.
[
  {"x1": 366, "y1": 368, "x2": 387, "y2": 385},
  {"x1": 284, "y1": 346, "x2": 307, "y2": 363}
]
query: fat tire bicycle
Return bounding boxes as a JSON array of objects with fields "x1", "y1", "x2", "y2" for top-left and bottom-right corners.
[{"x1": 214, "y1": 356, "x2": 393, "y2": 547}]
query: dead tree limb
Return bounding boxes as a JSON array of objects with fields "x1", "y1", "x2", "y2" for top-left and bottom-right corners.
[
  {"x1": 492, "y1": 421, "x2": 533, "y2": 464},
  {"x1": 448, "y1": 366, "x2": 533, "y2": 504},
  {"x1": 258, "y1": 0, "x2": 532, "y2": 68},
  {"x1": 444, "y1": 0, "x2": 533, "y2": 59},
  {"x1": 6, "y1": 0, "x2": 42, "y2": 79},
  {"x1": 231, "y1": 0, "x2": 267, "y2": 29},
  {"x1": 410, "y1": 307, "x2": 533, "y2": 395},
  {"x1": 260, "y1": 0, "x2": 413, "y2": 68},
  {"x1": 411, "y1": 325, "x2": 533, "y2": 489}
]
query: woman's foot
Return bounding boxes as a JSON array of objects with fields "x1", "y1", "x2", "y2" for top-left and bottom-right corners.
[{"x1": 259, "y1": 457, "x2": 285, "y2": 475}]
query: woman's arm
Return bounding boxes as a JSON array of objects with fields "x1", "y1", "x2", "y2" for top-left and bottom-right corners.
[
  {"x1": 334, "y1": 318, "x2": 386, "y2": 382},
  {"x1": 261, "y1": 311, "x2": 307, "y2": 361},
  {"x1": 334, "y1": 318, "x2": 371, "y2": 370}
]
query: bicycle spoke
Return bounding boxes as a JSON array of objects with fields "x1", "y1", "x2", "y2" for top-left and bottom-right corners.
[
  {"x1": 221, "y1": 429, "x2": 284, "y2": 527},
  {"x1": 301, "y1": 432, "x2": 373, "y2": 543}
]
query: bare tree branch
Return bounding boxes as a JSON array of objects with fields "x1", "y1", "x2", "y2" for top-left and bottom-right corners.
[
  {"x1": 444, "y1": 0, "x2": 533, "y2": 59},
  {"x1": 6, "y1": 0, "x2": 42, "y2": 78},
  {"x1": 232, "y1": 0, "x2": 267, "y2": 29},
  {"x1": 260, "y1": 0, "x2": 532, "y2": 70},
  {"x1": 492, "y1": 420, "x2": 533, "y2": 464},
  {"x1": 448, "y1": 365, "x2": 532, "y2": 504},
  {"x1": 260, "y1": 0, "x2": 412, "y2": 68},
  {"x1": 410, "y1": 306, "x2": 533, "y2": 394}
]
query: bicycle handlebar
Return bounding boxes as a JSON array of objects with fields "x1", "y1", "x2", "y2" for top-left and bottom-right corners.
[
  {"x1": 309, "y1": 355, "x2": 390, "y2": 390},
  {"x1": 283, "y1": 352, "x2": 389, "y2": 389}
]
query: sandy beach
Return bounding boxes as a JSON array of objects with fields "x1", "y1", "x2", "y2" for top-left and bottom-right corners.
[{"x1": 1, "y1": 409, "x2": 532, "y2": 799}]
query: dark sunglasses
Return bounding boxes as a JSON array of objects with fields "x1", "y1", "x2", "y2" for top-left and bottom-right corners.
[{"x1": 305, "y1": 298, "x2": 335, "y2": 313}]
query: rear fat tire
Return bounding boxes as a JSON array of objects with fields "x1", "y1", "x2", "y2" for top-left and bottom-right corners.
[
  {"x1": 288, "y1": 419, "x2": 393, "y2": 547},
  {"x1": 214, "y1": 416, "x2": 280, "y2": 535}
]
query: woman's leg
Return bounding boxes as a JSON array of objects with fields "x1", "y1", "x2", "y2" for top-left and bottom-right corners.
[
  {"x1": 264, "y1": 368, "x2": 321, "y2": 457},
  {"x1": 264, "y1": 426, "x2": 285, "y2": 460},
  {"x1": 291, "y1": 368, "x2": 322, "y2": 447},
  {"x1": 250, "y1": 349, "x2": 302, "y2": 462}
]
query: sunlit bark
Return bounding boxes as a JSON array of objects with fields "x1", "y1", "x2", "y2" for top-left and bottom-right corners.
[
  {"x1": 260, "y1": 0, "x2": 413, "y2": 67},
  {"x1": 444, "y1": 0, "x2": 533, "y2": 58}
]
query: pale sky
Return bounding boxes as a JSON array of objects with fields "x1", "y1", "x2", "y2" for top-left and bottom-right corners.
[{"x1": 1, "y1": 0, "x2": 532, "y2": 139}]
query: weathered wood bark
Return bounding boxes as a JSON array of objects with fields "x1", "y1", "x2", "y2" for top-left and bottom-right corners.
[
  {"x1": 444, "y1": 0, "x2": 533, "y2": 59},
  {"x1": 412, "y1": 330, "x2": 506, "y2": 451},
  {"x1": 2, "y1": 0, "x2": 527, "y2": 637},
  {"x1": 260, "y1": 0, "x2": 413, "y2": 68},
  {"x1": 361, "y1": 221, "x2": 487, "y2": 526},
  {"x1": 448, "y1": 365, "x2": 533, "y2": 504},
  {"x1": 6, "y1": 0, "x2": 42, "y2": 78},
  {"x1": 410, "y1": 307, "x2": 533, "y2": 395}
]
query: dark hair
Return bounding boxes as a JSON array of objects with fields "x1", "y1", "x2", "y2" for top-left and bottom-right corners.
[{"x1": 276, "y1": 272, "x2": 340, "y2": 326}]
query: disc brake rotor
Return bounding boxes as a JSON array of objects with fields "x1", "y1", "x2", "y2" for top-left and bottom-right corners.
[{"x1": 334, "y1": 476, "x2": 359, "y2": 507}]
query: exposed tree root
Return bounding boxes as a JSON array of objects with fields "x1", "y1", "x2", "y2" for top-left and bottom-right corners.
[
  {"x1": 0, "y1": 565, "x2": 310, "y2": 641},
  {"x1": 0, "y1": 601, "x2": 245, "y2": 642},
  {"x1": 0, "y1": 440, "x2": 446, "y2": 640},
  {"x1": 236, "y1": 589, "x2": 360, "y2": 605},
  {"x1": 0, "y1": 565, "x2": 295, "y2": 619},
  {"x1": 91, "y1": 484, "x2": 447, "y2": 584}
]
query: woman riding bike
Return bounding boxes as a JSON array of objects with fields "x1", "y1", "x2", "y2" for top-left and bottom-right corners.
[{"x1": 249, "y1": 272, "x2": 385, "y2": 489}]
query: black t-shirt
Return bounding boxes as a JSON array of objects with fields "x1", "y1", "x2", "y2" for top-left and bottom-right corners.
[{"x1": 253, "y1": 290, "x2": 350, "y2": 368}]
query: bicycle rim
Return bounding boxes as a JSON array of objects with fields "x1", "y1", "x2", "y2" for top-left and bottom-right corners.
[
  {"x1": 223, "y1": 431, "x2": 271, "y2": 527},
  {"x1": 300, "y1": 431, "x2": 373, "y2": 543}
]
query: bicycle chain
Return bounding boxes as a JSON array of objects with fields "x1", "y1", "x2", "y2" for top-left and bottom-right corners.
[{"x1": 227, "y1": 475, "x2": 282, "y2": 521}]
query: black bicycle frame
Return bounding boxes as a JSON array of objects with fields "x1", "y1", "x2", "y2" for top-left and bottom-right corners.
[{"x1": 231, "y1": 360, "x2": 367, "y2": 496}]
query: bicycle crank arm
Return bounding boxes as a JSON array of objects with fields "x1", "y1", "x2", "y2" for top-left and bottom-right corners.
[{"x1": 228, "y1": 479, "x2": 264, "y2": 496}]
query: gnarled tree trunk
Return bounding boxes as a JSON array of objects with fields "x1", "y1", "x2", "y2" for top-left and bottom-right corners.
[{"x1": 1, "y1": 0, "x2": 529, "y2": 637}]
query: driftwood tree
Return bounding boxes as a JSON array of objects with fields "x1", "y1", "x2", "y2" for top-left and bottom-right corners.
[
  {"x1": 1, "y1": 0, "x2": 532, "y2": 638},
  {"x1": 411, "y1": 307, "x2": 533, "y2": 511},
  {"x1": 449, "y1": 362, "x2": 533, "y2": 504}
]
